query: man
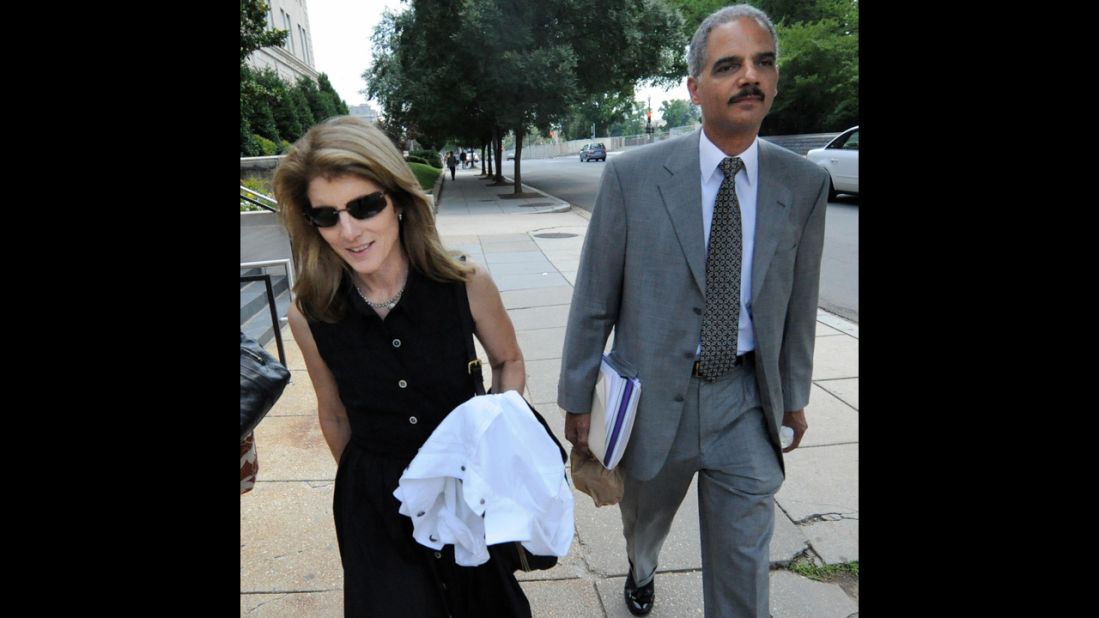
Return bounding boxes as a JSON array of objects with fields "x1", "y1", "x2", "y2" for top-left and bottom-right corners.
[{"x1": 557, "y1": 5, "x2": 829, "y2": 617}]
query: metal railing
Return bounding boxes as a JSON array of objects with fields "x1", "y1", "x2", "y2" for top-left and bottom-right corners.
[
  {"x1": 240, "y1": 258, "x2": 295, "y2": 366},
  {"x1": 240, "y1": 186, "x2": 278, "y2": 212}
]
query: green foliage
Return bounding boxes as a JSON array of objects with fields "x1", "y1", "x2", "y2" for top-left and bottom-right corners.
[
  {"x1": 763, "y1": 0, "x2": 858, "y2": 134},
  {"x1": 405, "y1": 155, "x2": 429, "y2": 166},
  {"x1": 317, "y1": 74, "x2": 349, "y2": 116},
  {"x1": 368, "y1": 0, "x2": 687, "y2": 173},
  {"x1": 409, "y1": 149, "x2": 442, "y2": 168},
  {"x1": 407, "y1": 162, "x2": 441, "y2": 191},
  {"x1": 240, "y1": 0, "x2": 288, "y2": 63},
  {"x1": 789, "y1": 559, "x2": 859, "y2": 582},
  {"x1": 254, "y1": 134, "x2": 279, "y2": 156},
  {"x1": 563, "y1": 91, "x2": 638, "y2": 140},
  {"x1": 659, "y1": 99, "x2": 701, "y2": 128},
  {"x1": 288, "y1": 85, "x2": 316, "y2": 131},
  {"x1": 240, "y1": 68, "x2": 351, "y2": 156},
  {"x1": 256, "y1": 69, "x2": 305, "y2": 143},
  {"x1": 297, "y1": 74, "x2": 338, "y2": 124},
  {"x1": 241, "y1": 97, "x2": 262, "y2": 156}
]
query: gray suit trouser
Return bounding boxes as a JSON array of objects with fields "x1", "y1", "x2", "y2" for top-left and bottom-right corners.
[{"x1": 620, "y1": 357, "x2": 783, "y2": 618}]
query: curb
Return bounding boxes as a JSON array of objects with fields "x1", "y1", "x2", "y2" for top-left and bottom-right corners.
[
  {"x1": 497, "y1": 176, "x2": 572, "y2": 214},
  {"x1": 431, "y1": 168, "x2": 445, "y2": 214},
  {"x1": 816, "y1": 308, "x2": 858, "y2": 337}
]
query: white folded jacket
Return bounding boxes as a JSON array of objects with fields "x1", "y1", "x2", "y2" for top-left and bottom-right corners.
[{"x1": 393, "y1": 390, "x2": 574, "y2": 566}]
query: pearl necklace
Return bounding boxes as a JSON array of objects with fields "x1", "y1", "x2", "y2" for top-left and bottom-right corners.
[{"x1": 357, "y1": 281, "x2": 406, "y2": 310}]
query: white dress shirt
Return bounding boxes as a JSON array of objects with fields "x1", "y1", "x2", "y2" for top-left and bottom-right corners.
[
  {"x1": 393, "y1": 390, "x2": 575, "y2": 567},
  {"x1": 698, "y1": 130, "x2": 759, "y2": 355}
]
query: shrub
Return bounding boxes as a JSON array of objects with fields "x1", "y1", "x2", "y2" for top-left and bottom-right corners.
[
  {"x1": 409, "y1": 149, "x2": 442, "y2": 168},
  {"x1": 406, "y1": 162, "x2": 441, "y2": 191},
  {"x1": 406, "y1": 155, "x2": 429, "y2": 166},
  {"x1": 254, "y1": 134, "x2": 279, "y2": 156}
]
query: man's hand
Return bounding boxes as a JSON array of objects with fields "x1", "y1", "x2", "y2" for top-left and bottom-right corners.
[
  {"x1": 782, "y1": 409, "x2": 808, "y2": 453},
  {"x1": 565, "y1": 412, "x2": 592, "y2": 458}
]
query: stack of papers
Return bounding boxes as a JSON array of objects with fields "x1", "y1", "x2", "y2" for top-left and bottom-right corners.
[{"x1": 588, "y1": 354, "x2": 641, "y2": 470}]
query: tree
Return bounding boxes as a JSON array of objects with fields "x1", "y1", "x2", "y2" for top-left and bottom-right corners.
[
  {"x1": 456, "y1": 0, "x2": 685, "y2": 193},
  {"x1": 298, "y1": 73, "x2": 338, "y2": 123},
  {"x1": 762, "y1": 0, "x2": 858, "y2": 134},
  {"x1": 562, "y1": 91, "x2": 637, "y2": 140},
  {"x1": 367, "y1": 0, "x2": 686, "y2": 192},
  {"x1": 318, "y1": 74, "x2": 350, "y2": 116},
  {"x1": 256, "y1": 69, "x2": 305, "y2": 143},
  {"x1": 241, "y1": 65, "x2": 281, "y2": 145},
  {"x1": 240, "y1": 0, "x2": 287, "y2": 63},
  {"x1": 659, "y1": 99, "x2": 701, "y2": 128},
  {"x1": 608, "y1": 101, "x2": 649, "y2": 136}
]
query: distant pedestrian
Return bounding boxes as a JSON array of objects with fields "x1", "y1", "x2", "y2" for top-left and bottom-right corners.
[
  {"x1": 459, "y1": 150, "x2": 468, "y2": 169},
  {"x1": 446, "y1": 151, "x2": 458, "y2": 180}
]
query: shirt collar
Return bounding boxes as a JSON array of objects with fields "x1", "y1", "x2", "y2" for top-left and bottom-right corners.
[{"x1": 698, "y1": 130, "x2": 759, "y2": 187}]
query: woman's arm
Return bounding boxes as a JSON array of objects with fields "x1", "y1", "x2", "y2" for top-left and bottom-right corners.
[
  {"x1": 465, "y1": 262, "x2": 526, "y2": 395},
  {"x1": 288, "y1": 303, "x2": 352, "y2": 463}
]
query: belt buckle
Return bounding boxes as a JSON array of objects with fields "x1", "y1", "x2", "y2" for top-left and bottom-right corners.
[{"x1": 692, "y1": 360, "x2": 712, "y2": 381}]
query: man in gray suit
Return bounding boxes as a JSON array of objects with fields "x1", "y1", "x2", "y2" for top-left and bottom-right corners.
[{"x1": 557, "y1": 4, "x2": 829, "y2": 617}]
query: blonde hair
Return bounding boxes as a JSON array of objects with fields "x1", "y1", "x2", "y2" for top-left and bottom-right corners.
[{"x1": 273, "y1": 116, "x2": 471, "y2": 322}]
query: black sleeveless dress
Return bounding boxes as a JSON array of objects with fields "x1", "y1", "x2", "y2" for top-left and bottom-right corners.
[{"x1": 307, "y1": 268, "x2": 531, "y2": 618}]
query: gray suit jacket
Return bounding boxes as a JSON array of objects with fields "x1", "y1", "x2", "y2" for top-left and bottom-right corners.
[{"x1": 558, "y1": 130, "x2": 829, "y2": 482}]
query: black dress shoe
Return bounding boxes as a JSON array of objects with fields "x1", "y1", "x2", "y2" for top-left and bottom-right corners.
[{"x1": 624, "y1": 566, "x2": 655, "y2": 616}]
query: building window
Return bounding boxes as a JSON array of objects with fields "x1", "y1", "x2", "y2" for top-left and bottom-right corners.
[
  {"x1": 299, "y1": 26, "x2": 310, "y2": 64},
  {"x1": 283, "y1": 11, "x2": 294, "y2": 54}
]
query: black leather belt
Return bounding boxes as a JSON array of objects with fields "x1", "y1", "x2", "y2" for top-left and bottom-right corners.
[{"x1": 692, "y1": 352, "x2": 754, "y2": 381}]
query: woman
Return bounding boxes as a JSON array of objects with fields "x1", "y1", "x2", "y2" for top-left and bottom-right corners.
[{"x1": 274, "y1": 116, "x2": 530, "y2": 616}]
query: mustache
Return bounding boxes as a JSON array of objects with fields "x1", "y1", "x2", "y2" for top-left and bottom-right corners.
[{"x1": 728, "y1": 86, "x2": 766, "y2": 104}]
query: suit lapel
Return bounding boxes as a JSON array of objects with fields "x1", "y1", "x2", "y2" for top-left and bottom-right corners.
[
  {"x1": 657, "y1": 131, "x2": 706, "y2": 295},
  {"x1": 752, "y1": 140, "x2": 793, "y2": 302}
]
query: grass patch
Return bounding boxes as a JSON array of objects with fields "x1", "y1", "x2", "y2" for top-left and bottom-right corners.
[
  {"x1": 789, "y1": 559, "x2": 858, "y2": 582},
  {"x1": 408, "y1": 162, "x2": 441, "y2": 191}
]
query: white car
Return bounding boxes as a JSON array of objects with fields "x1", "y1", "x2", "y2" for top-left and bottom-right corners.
[{"x1": 806, "y1": 126, "x2": 858, "y2": 199}]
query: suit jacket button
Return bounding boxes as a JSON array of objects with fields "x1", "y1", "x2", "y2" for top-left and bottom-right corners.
[
  {"x1": 674, "y1": 395, "x2": 684, "y2": 402},
  {"x1": 693, "y1": 307, "x2": 702, "y2": 315}
]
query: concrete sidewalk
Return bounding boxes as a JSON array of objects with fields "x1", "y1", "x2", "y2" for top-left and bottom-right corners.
[{"x1": 240, "y1": 165, "x2": 859, "y2": 617}]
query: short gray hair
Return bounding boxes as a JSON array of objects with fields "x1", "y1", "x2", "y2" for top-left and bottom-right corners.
[{"x1": 687, "y1": 4, "x2": 778, "y2": 79}]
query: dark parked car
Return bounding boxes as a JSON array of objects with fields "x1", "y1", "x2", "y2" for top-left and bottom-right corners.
[{"x1": 580, "y1": 143, "x2": 607, "y2": 162}]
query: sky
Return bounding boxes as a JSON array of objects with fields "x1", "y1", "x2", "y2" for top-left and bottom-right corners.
[
  {"x1": 306, "y1": 0, "x2": 689, "y2": 121},
  {"x1": 307, "y1": 0, "x2": 406, "y2": 109}
]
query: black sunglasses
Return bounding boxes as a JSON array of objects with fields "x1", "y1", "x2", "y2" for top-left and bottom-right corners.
[{"x1": 304, "y1": 191, "x2": 389, "y2": 227}]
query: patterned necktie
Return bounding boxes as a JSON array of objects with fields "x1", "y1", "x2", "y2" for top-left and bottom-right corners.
[{"x1": 699, "y1": 156, "x2": 744, "y2": 380}]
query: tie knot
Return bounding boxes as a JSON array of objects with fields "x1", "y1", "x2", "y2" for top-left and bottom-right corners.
[{"x1": 719, "y1": 156, "x2": 743, "y2": 178}]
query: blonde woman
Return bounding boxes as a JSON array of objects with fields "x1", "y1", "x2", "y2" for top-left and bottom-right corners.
[{"x1": 274, "y1": 116, "x2": 529, "y2": 616}]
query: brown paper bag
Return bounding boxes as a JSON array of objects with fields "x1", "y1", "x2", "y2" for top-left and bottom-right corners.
[{"x1": 570, "y1": 445, "x2": 624, "y2": 506}]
